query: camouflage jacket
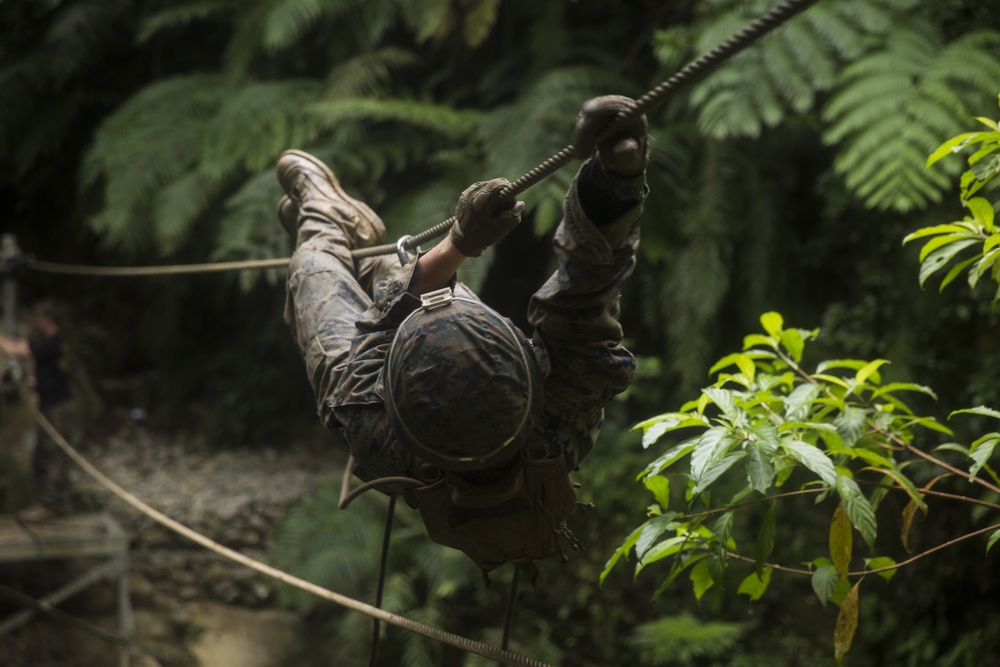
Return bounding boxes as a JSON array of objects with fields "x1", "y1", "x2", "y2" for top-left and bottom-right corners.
[{"x1": 329, "y1": 158, "x2": 645, "y2": 489}]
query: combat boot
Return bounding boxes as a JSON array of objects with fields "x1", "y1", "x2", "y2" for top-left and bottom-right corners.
[{"x1": 276, "y1": 150, "x2": 387, "y2": 248}]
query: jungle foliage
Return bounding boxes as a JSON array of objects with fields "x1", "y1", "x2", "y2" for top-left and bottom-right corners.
[{"x1": 3, "y1": 0, "x2": 1000, "y2": 665}]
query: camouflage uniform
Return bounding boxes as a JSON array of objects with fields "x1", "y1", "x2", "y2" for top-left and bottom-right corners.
[{"x1": 284, "y1": 156, "x2": 644, "y2": 491}]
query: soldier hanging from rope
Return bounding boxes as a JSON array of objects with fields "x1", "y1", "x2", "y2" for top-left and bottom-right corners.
[{"x1": 276, "y1": 96, "x2": 648, "y2": 580}]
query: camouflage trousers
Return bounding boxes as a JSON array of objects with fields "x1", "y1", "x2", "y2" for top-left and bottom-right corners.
[{"x1": 283, "y1": 215, "x2": 400, "y2": 424}]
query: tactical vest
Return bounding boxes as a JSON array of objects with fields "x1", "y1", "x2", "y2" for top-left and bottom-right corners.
[{"x1": 405, "y1": 454, "x2": 581, "y2": 583}]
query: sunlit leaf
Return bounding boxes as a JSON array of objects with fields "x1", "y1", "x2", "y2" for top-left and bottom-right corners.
[
  {"x1": 865, "y1": 556, "x2": 897, "y2": 582},
  {"x1": 811, "y1": 564, "x2": 839, "y2": 607},
  {"x1": 737, "y1": 567, "x2": 772, "y2": 602}
]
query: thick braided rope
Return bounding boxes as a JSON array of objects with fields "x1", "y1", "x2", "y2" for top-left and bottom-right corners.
[
  {"x1": 352, "y1": 0, "x2": 820, "y2": 260},
  {"x1": 30, "y1": 407, "x2": 554, "y2": 667}
]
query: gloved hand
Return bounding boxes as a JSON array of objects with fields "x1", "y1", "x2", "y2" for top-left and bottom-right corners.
[
  {"x1": 570, "y1": 95, "x2": 649, "y2": 177},
  {"x1": 450, "y1": 178, "x2": 525, "y2": 257}
]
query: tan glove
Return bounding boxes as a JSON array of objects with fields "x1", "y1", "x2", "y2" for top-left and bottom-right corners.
[
  {"x1": 570, "y1": 95, "x2": 649, "y2": 176},
  {"x1": 450, "y1": 178, "x2": 525, "y2": 257}
]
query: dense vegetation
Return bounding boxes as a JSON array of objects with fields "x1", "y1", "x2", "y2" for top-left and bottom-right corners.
[{"x1": 3, "y1": 0, "x2": 999, "y2": 665}]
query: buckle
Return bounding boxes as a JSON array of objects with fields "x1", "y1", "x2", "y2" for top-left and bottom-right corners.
[{"x1": 420, "y1": 287, "x2": 453, "y2": 310}]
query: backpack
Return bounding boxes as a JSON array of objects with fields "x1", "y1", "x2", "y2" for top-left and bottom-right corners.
[{"x1": 405, "y1": 454, "x2": 582, "y2": 584}]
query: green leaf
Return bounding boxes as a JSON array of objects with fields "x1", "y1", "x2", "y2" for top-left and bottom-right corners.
[
  {"x1": 865, "y1": 556, "x2": 897, "y2": 582},
  {"x1": 601, "y1": 523, "x2": 644, "y2": 584},
  {"x1": 918, "y1": 239, "x2": 980, "y2": 287},
  {"x1": 811, "y1": 564, "x2": 839, "y2": 607},
  {"x1": 950, "y1": 405, "x2": 1000, "y2": 420},
  {"x1": 988, "y1": 528, "x2": 1000, "y2": 555},
  {"x1": 834, "y1": 582, "x2": 861, "y2": 664},
  {"x1": 644, "y1": 475, "x2": 671, "y2": 510},
  {"x1": 967, "y1": 197, "x2": 995, "y2": 231},
  {"x1": 869, "y1": 382, "x2": 938, "y2": 400},
  {"x1": 745, "y1": 442, "x2": 775, "y2": 493},
  {"x1": 864, "y1": 466, "x2": 928, "y2": 515},
  {"x1": 783, "y1": 383, "x2": 821, "y2": 421},
  {"x1": 637, "y1": 513, "x2": 681, "y2": 558},
  {"x1": 743, "y1": 333, "x2": 778, "y2": 350},
  {"x1": 737, "y1": 567, "x2": 772, "y2": 602},
  {"x1": 693, "y1": 452, "x2": 746, "y2": 494},
  {"x1": 854, "y1": 359, "x2": 888, "y2": 385},
  {"x1": 690, "y1": 559, "x2": 715, "y2": 602},
  {"x1": 830, "y1": 504, "x2": 852, "y2": 578},
  {"x1": 903, "y1": 223, "x2": 980, "y2": 244},
  {"x1": 835, "y1": 476, "x2": 878, "y2": 550},
  {"x1": 780, "y1": 328, "x2": 805, "y2": 362},
  {"x1": 969, "y1": 435, "x2": 1000, "y2": 482},
  {"x1": 760, "y1": 312, "x2": 784, "y2": 338},
  {"x1": 835, "y1": 407, "x2": 868, "y2": 445},
  {"x1": 754, "y1": 504, "x2": 776, "y2": 577},
  {"x1": 641, "y1": 439, "x2": 698, "y2": 478},
  {"x1": 780, "y1": 438, "x2": 838, "y2": 486},
  {"x1": 691, "y1": 426, "x2": 737, "y2": 481},
  {"x1": 925, "y1": 132, "x2": 981, "y2": 168},
  {"x1": 703, "y1": 387, "x2": 739, "y2": 421}
]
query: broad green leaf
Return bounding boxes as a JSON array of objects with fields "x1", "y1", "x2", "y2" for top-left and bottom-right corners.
[
  {"x1": 865, "y1": 556, "x2": 897, "y2": 582},
  {"x1": 918, "y1": 240, "x2": 980, "y2": 287},
  {"x1": 641, "y1": 439, "x2": 698, "y2": 478},
  {"x1": 636, "y1": 513, "x2": 681, "y2": 558},
  {"x1": 644, "y1": 475, "x2": 671, "y2": 510},
  {"x1": 903, "y1": 416, "x2": 954, "y2": 435},
  {"x1": 902, "y1": 223, "x2": 979, "y2": 244},
  {"x1": 783, "y1": 383, "x2": 821, "y2": 421},
  {"x1": 817, "y1": 359, "x2": 868, "y2": 373},
  {"x1": 743, "y1": 333, "x2": 777, "y2": 350},
  {"x1": 601, "y1": 523, "x2": 644, "y2": 584},
  {"x1": 967, "y1": 197, "x2": 995, "y2": 231},
  {"x1": 780, "y1": 438, "x2": 838, "y2": 486},
  {"x1": 925, "y1": 131, "x2": 980, "y2": 168},
  {"x1": 851, "y1": 448, "x2": 894, "y2": 469},
  {"x1": 988, "y1": 528, "x2": 1000, "y2": 555},
  {"x1": 835, "y1": 476, "x2": 878, "y2": 550},
  {"x1": 754, "y1": 504, "x2": 776, "y2": 577},
  {"x1": 918, "y1": 233, "x2": 981, "y2": 262},
  {"x1": 834, "y1": 582, "x2": 861, "y2": 664},
  {"x1": 760, "y1": 312, "x2": 783, "y2": 338},
  {"x1": 691, "y1": 426, "x2": 736, "y2": 481},
  {"x1": 779, "y1": 421, "x2": 839, "y2": 434},
  {"x1": 939, "y1": 255, "x2": 978, "y2": 291},
  {"x1": 703, "y1": 387, "x2": 739, "y2": 421},
  {"x1": 950, "y1": 405, "x2": 1000, "y2": 421},
  {"x1": 870, "y1": 382, "x2": 938, "y2": 400},
  {"x1": 709, "y1": 352, "x2": 744, "y2": 375},
  {"x1": 745, "y1": 442, "x2": 775, "y2": 494},
  {"x1": 639, "y1": 535, "x2": 700, "y2": 570},
  {"x1": 780, "y1": 328, "x2": 805, "y2": 362},
  {"x1": 736, "y1": 354, "x2": 756, "y2": 383},
  {"x1": 835, "y1": 407, "x2": 867, "y2": 445},
  {"x1": 693, "y1": 451, "x2": 746, "y2": 494},
  {"x1": 737, "y1": 567, "x2": 772, "y2": 602},
  {"x1": 830, "y1": 504, "x2": 852, "y2": 578},
  {"x1": 811, "y1": 564, "x2": 839, "y2": 607},
  {"x1": 968, "y1": 435, "x2": 1000, "y2": 482},
  {"x1": 690, "y1": 559, "x2": 715, "y2": 601},
  {"x1": 854, "y1": 359, "x2": 888, "y2": 385}
]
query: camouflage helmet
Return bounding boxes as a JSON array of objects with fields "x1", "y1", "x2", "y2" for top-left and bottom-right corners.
[{"x1": 384, "y1": 287, "x2": 543, "y2": 471}]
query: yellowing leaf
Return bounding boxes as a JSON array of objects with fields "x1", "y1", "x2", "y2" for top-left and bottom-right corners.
[{"x1": 834, "y1": 581, "x2": 861, "y2": 663}]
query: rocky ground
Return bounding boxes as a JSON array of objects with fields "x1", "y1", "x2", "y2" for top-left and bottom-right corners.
[{"x1": 1, "y1": 410, "x2": 345, "y2": 667}]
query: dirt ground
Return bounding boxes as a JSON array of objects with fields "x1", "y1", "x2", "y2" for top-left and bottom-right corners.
[{"x1": 0, "y1": 410, "x2": 342, "y2": 667}]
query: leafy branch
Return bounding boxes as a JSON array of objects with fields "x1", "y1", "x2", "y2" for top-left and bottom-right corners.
[{"x1": 606, "y1": 312, "x2": 1000, "y2": 663}]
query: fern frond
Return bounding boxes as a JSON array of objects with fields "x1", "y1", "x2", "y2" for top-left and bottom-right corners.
[
  {"x1": 201, "y1": 79, "x2": 325, "y2": 180},
  {"x1": 308, "y1": 97, "x2": 481, "y2": 138},
  {"x1": 398, "y1": 0, "x2": 454, "y2": 45},
  {"x1": 325, "y1": 48, "x2": 417, "y2": 98},
  {"x1": 627, "y1": 613, "x2": 745, "y2": 664},
  {"x1": 137, "y1": 1, "x2": 228, "y2": 44},
  {"x1": 463, "y1": 0, "x2": 501, "y2": 48},
  {"x1": 823, "y1": 22, "x2": 1000, "y2": 211}
]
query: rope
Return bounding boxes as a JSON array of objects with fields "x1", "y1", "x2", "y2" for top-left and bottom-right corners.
[
  {"x1": 353, "y1": 0, "x2": 820, "y2": 259},
  {"x1": 22, "y1": 0, "x2": 818, "y2": 276},
  {"x1": 29, "y1": 407, "x2": 555, "y2": 667},
  {"x1": 28, "y1": 258, "x2": 288, "y2": 277}
]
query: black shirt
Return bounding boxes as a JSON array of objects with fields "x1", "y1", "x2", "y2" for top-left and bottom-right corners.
[{"x1": 29, "y1": 333, "x2": 73, "y2": 409}]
